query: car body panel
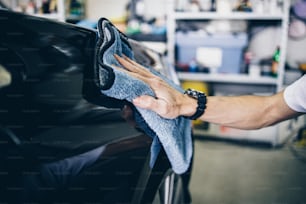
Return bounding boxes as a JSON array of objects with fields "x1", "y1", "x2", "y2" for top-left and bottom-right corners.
[{"x1": 0, "y1": 7, "x2": 192, "y2": 203}]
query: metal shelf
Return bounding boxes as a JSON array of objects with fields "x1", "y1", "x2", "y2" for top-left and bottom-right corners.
[
  {"x1": 10, "y1": 0, "x2": 65, "y2": 21},
  {"x1": 166, "y1": 0, "x2": 296, "y2": 144},
  {"x1": 174, "y1": 12, "x2": 284, "y2": 20},
  {"x1": 167, "y1": 0, "x2": 290, "y2": 91},
  {"x1": 177, "y1": 72, "x2": 278, "y2": 85}
]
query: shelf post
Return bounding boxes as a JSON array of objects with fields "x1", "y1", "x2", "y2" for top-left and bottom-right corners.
[{"x1": 56, "y1": 0, "x2": 65, "y2": 22}]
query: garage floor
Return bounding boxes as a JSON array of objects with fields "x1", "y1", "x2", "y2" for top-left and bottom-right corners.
[{"x1": 189, "y1": 138, "x2": 306, "y2": 204}]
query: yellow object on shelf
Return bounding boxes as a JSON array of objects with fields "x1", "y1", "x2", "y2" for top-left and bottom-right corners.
[
  {"x1": 299, "y1": 63, "x2": 306, "y2": 72},
  {"x1": 181, "y1": 81, "x2": 209, "y2": 93},
  {"x1": 295, "y1": 127, "x2": 306, "y2": 148}
]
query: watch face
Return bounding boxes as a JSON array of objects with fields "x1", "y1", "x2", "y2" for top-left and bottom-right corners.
[
  {"x1": 190, "y1": 90, "x2": 199, "y2": 98},
  {"x1": 185, "y1": 88, "x2": 203, "y2": 99}
]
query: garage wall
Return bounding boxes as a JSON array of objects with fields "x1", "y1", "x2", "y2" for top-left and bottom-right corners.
[
  {"x1": 85, "y1": 0, "x2": 129, "y2": 20},
  {"x1": 85, "y1": 0, "x2": 166, "y2": 21}
]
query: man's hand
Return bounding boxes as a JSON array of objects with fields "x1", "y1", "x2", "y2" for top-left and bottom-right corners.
[{"x1": 114, "y1": 54, "x2": 197, "y2": 119}]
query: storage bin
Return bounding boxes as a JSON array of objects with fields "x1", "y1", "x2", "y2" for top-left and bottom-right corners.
[{"x1": 175, "y1": 32, "x2": 248, "y2": 73}]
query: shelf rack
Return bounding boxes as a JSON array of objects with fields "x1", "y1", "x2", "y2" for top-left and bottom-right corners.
[
  {"x1": 167, "y1": 0, "x2": 290, "y2": 92},
  {"x1": 177, "y1": 72, "x2": 278, "y2": 85},
  {"x1": 165, "y1": 0, "x2": 306, "y2": 146}
]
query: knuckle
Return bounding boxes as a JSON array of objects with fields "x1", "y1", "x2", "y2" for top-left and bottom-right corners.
[{"x1": 150, "y1": 78, "x2": 163, "y2": 87}]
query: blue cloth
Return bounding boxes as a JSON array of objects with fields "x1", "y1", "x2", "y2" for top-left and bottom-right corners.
[{"x1": 95, "y1": 18, "x2": 192, "y2": 174}]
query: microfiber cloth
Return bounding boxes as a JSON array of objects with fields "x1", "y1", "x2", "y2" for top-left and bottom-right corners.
[{"x1": 94, "y1": 18, "x2": 192, "y2": 174}]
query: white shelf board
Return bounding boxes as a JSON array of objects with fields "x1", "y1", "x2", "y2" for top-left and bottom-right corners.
[
  {"x1": 174, "y1": 12, "x2": 284, "y2": 20},
  {"x1": 177, "y1": 72, "x2": 278, "y2": 85}
]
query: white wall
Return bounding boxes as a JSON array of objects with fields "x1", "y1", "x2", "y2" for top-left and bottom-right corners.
[
  {"x1": 85, "y1": 0, "x2": 167, "y2": 21},
  {"x1": 86, "y1": 0, "x2": 129, "y2": 20},
  {"x1": 143, "y1": 0, "x2": 167, "y2": 18}
]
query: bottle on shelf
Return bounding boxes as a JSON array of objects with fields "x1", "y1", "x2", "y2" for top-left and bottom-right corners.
[
  {"x1": 188, "y1": 58, "x2": 198, "y2": 72},
  {"x1": 235, "y1": 0, "x2": 253, "y2": 12},
  {"x1": 271, "y1": 46, "x2": 280, "y2": 77}
]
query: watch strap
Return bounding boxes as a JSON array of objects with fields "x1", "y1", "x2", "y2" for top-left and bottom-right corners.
[{"x1": 184, "y1": 89, "x2": 207, "y2": 120}]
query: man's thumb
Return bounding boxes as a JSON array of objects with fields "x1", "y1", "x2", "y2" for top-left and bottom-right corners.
[{"x1": 133, "y1": 96, "x2": 155, "y2": 110}]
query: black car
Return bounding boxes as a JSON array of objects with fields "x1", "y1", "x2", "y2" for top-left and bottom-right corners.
[{"x1": 0, "y1": 4, "x2": 193, "y2": 204}]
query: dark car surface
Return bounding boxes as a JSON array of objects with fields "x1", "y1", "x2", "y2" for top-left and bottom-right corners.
[{"x1": 0, "y1": 5, "x2": 192, "y2": 204}]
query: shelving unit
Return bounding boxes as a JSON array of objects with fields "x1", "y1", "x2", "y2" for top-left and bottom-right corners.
[
  {"x1": 177, "y1": 72, "x2": 278, "y2": 85},
  {"x1": 9, "y1": 0, "x2": 85, "y2": 22},
  {"x1": 167, "y1": 0, "x2": 290, "y2": 91},
  {"x1": 166, "y1": 0, "x2": 305, "y2": 146},
  {"x1": 173, "y1": 12, "x2": 284, "y2": 20},
  {"x1": 9, "y1": 0, "x2": 66, "y2": 22}
]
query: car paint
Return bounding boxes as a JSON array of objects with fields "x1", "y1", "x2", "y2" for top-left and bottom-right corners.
[{"x1": 0, "y1": 8, "x2": 191, "y2": 203}]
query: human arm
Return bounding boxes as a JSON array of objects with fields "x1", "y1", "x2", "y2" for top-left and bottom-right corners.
[
  {"x1": 197, "y1": 92, "x2": 299, "y2": 130},
  {"x1": 114, "y1": 55, "x2": 301, "y2": 130}
]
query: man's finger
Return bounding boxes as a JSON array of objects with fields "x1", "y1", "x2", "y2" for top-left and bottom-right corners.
[
  {"x1": 115, "y1": 54, "x2": 152, "y2": 77},
  {"x1": 133, "y1": 95, "x2": 157, "y2": 110},
  {"x1": 112, "y1": 63, "x2": 152, "y2": 85},
  {"x1": 133, "y1": 96, "x2": 172, "y2": 118},
  {"x1": 122, "y1": 55, "x2": 149, "y2": 70}
]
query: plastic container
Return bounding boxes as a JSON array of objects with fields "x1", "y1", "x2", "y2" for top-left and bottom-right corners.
[{"x1": 175, "y1": 32, "x2": 248, "y2": 73}]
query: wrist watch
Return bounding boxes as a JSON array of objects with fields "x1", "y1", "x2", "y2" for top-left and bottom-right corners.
[{"x1": 184, "y1": 88, "x2": 207, "y2": 120}]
